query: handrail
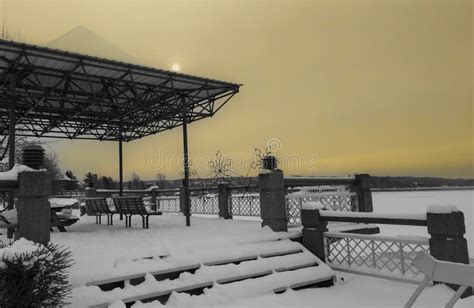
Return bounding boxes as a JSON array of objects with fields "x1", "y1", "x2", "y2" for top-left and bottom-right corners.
[
  {"x1": 288, "y1": 191, "x2": 357, "y2": 197},
  {"x1": 319, "y1": 210, "x2": 427, "y2": 226},
  {"x1": 284, "y1": 176, "x2": 356, "y2": 187},
  {"x1": 324, "y1": 231, "x2": 430, "y2": 245}
]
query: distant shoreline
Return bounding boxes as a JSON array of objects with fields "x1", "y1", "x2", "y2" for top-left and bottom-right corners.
[{"x1": 372, "y1": 186, "x2": 474, "y2": 192}]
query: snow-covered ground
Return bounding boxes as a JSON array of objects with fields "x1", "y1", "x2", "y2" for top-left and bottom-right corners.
[
  {"x1": 1, "y1": 190, "x2": 473, "y2": 307},
  {"x1": 169, "y1": 273, "x2": 472, "y2": 308}
]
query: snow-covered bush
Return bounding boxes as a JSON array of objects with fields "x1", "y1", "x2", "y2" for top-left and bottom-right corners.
[{"x1": 0, "y1": 238, "x2": 73, "y2": 307}]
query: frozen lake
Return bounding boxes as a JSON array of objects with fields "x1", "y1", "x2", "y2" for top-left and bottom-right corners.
[{"x1": 372, "y1": 190, "x2": 474, "y2": 256}]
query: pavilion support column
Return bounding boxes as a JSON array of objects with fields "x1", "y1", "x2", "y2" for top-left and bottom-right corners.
[
  {"x1": 7, "y1": 73, "x2": 17, "y2": 239},
  {"x1": 182, "y1": 99, "x2": 191, "y2": 227},
  {"x1": 118, "y1": 122, "x2": 124, "y2": 220}
]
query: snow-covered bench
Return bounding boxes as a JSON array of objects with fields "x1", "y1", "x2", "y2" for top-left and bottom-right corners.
[
  {"x1": 113, "y1": 196, "x2": 160, "y2": 228},
  {"x1": 84, "y1": 197, "x2": 114, "y2": 225},
  {"x1": 405, "y1": 252, "x2": 474, "y2": 308}
]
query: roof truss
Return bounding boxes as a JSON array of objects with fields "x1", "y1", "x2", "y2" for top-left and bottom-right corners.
[{"x1": 0, "y1": 39, "x2": 240, "y2": 141}]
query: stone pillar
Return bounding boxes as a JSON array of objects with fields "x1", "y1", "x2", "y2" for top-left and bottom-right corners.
[
  {"x1": 258, "y1": 169, "x2": 287, "y2": 232},
  {"x1": 301, "y1": 208, "x2": 327, "y2": 260},
  {"x1": 15, "y1": 171, "x2": 51, "y2": 245},
  {"x1": 218, "y1": 183, "x2": 232, "y2": 219},
  {"x1": 352, "y1": 174, "x2": 373, "y2": 212},
  {"x1": 427, "y1": 210, "x2": 472, "y2": 297}
]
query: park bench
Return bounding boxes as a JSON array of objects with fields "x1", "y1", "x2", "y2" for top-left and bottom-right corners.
[
  {"x1": 84, "y1": 197, "x2": 114, "y2": 225},
  {"x1": 405, "y1": 252, "x2": 474, "y2": 308},
  {"x1": 113, "y1": 196, "x2": 159, "y2": 228}
]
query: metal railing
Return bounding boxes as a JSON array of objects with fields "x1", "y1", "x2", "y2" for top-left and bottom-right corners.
[
  {"x1": 324, "y1": 232, "x2": 430, "y2": 283},
  {"x1": 230, "y1": 193, "x2": 261, "y2": 216},
  {"x1": 286, "y1": 192, "x2": 358, "y2": 225},
  {"x1": 190, "y1": 195, "x2": 219, "y2": 215},
  {"x1": 156, "y1": 196, "x2": 180, "y2": 212},
  {"x1": 155, "y1": 190, "x2": 358, "y2": 222}
]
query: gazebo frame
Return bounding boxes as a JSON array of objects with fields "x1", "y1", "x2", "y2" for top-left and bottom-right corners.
[{"x1": 0, "y1": 38, "x2": 241, "y2": 226}]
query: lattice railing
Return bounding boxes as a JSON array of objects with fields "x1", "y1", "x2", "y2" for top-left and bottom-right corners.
[
  {"x1": 190, "y1": 195, "x2": 219, "y2": 214},
  {"x1": 156, "y1": 191, "x2": 358, "y2": 220},
  {"x1": 286, "y1": 192, "x2": 358, "y2": 225},
  {"x1": 156, "y1": 196, "x2": 180, "y2": 212},
  {"x1": 229, "y1": 193, "x2": 260, "y2": 216},
  {"x1": 324, "y1": 232, "x2": 430, "y2": 281}
]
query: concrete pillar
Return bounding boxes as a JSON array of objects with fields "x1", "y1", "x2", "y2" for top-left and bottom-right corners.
[
  {"x1": 218, "y1": 183, "x2": 232, "y2": 219},
  {"x1": 427, "y1": 210, "x2": 472, "y2": 297},
  {"x1": 258, "y1": 169, "x2": 287, "y2": 232},
  {"x1": 301, "y1": 208, "x2": 328, "y2": 260},
  {"x1": 352, "y1": 174, "x2": 373, "y2": 212},
  {"x1": 15, "y1": 171, "x2": 51, "y2": 245}
]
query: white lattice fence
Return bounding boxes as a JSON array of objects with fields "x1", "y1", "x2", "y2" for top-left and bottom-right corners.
[
  {"x1": 286, "y1": 192, "x2": 358, "y2": 225},
  {"x1": 156, "y1": 196, "x2": 180, "y2": 212},
  {"x1": 190, "y1": 195, "x2": 219, "y2": 214},
  {"x1": 229, "y1": 193, "x2": 260, "y2": 216},
  {"x1": 324, "y1": 232, "x2": 430, "y2": 282}
]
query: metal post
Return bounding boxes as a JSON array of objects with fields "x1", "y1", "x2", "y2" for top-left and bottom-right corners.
[
  {"x1": 7, "y1": 73, "x2": 16, "y2": 239},
  {"x1": 182, "y1": 98, "x2": 191, "y2": 227},
  {"x1": 8, "y1": 73, "x2": 16, "y2": 170},
  {"x1": 118, "y1": 122, "x2": 123, "y2": 220},
  {"x1": 119, "y1": 123, "x2": 123, "y2": 196}
]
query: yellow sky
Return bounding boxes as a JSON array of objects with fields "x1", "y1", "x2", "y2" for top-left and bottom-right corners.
[{"x1": 1, "y1": 0, "x2": 472, "y2": 180}]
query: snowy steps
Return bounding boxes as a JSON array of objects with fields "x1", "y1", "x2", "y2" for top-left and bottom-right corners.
[
  {"x1": 87, "y1": 239, "x2": 334, "y2": 307},
  {"x1": 87, "y1": 240, "x2": 303, "y2": 291}
]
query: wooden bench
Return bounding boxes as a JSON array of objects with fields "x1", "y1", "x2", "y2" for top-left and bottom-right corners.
[
  {"x1": 405, "y1": 252, "x2": 474, "y2": 308},
  {"x1": 84, "y1": 197, "x2": 114, "y2": 225},
  {"x1": 113, "y1": 196, "x2": 155, "y2": 228}
]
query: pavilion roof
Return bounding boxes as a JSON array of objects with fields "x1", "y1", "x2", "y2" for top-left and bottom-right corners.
[{"x1": 0, "y1": 39, "x2": 240, "y2": 141}]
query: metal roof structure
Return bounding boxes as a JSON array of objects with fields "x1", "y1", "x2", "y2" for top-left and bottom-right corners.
[
  {"x1": 0, "y1": 38, "x2": 240, "y2": 141},
  {"x1": 0, "y1": 38, "x2": 241, "y2": 227}
]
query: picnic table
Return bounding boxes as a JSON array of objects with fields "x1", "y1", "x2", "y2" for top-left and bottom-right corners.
[{"x1": 49, "y1": 198, "x2": 80, "y2": 232}]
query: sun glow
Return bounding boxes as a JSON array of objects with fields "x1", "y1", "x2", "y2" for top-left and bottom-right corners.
[{"x1": 171, "y1": 64, "x2": 180, "y2": 71}]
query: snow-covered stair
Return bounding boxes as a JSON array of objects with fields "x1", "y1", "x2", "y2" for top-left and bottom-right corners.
[{"x1": 80, "y1": 239, "x2": 334, "y2": 308}]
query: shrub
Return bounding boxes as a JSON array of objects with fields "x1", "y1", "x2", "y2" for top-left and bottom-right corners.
[{"x1": 0, "y1": 238, "x2": 73, "y2": 307}]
